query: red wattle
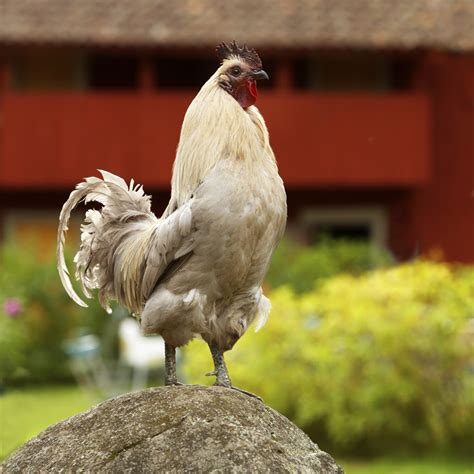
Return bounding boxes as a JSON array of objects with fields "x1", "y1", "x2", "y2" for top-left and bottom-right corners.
[
  {"x1": 237, "y1": 81, "x2": 258, "y2": 108},
  {"x1": 248, "y1": 81, "x2": 258, "y2": 98}
]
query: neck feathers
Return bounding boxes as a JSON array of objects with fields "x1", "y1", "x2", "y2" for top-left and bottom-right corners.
[{"x1": 169, "y1": 69, "x2": 273, "y2": 207}]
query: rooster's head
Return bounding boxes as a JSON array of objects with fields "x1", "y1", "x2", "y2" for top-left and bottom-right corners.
[{"x1": 215, "y1": 41, "x2": 268, "y2": 109}]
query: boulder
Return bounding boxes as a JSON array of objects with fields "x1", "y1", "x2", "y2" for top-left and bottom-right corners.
[{"x1": 2, "y1": 385, "x2": 343, "y2": 473}]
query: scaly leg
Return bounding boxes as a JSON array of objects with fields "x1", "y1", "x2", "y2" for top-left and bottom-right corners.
[
  {"x1": 207, "y1": 343, "x2": 262, "y2": 400},
  {"x1": 208, "y1": 342, "x2": 232, "y2": 387},
  {"x1": 164, "y1": 342, "x2": 182, "y2": 386}
]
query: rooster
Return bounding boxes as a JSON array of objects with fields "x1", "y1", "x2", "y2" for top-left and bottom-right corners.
[{"x1": 57, "y1": 42, "x2": 287, "y2": 395}]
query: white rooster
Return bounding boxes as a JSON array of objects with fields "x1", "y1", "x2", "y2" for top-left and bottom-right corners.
[{"x1": 57, "y1": 42, "x2": 287, "y2": 394}]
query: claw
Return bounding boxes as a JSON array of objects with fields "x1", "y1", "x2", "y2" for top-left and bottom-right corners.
[
  {"x1": 223, "y1": 386, "x2": 263, "y2": 402},
  {"x1": 206, "y1": 370, "x2": 218, "y2": 377}
]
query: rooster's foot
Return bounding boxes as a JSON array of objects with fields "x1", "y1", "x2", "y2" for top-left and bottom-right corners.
[{"x1": 207, "y1": 342, "x2": 262, "y2": 401}]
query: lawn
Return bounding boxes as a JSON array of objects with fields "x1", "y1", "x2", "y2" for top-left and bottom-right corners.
[
  {"x1": 0, "y1": 385, "x2": 472, "y2": 473},
  {"x1": 340, "y1": 457, "x2": 473, "y2": 474},
  {"x1": 0, "y1": 384, "x2": 96, "y2": 461}
]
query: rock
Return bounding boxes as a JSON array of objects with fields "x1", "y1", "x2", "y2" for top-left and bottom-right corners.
[{"x1": 1, "y1": 385, "x2": 343, "y2": 473}]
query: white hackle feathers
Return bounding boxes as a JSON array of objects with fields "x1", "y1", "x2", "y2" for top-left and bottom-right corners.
[{"x1": 169, "y1": 59, "x2": 274, "y2": 209}]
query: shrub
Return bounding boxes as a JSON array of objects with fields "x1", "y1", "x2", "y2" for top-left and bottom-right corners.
[
  {"x1": 266, "y1": 237, "x2": 393, "y2": 293},
  {"x1": 0, "y1": 240, "x2": 110, "y2": 384},
  {"x1": 182, "y1": 261, "x2": 474, "y2": 455},
  {"x1": 0, "y1": 302, "x2": 28, "y2": 382}
]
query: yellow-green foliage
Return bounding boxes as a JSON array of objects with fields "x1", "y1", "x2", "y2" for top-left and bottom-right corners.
[
  {"x1": 182, "y1": 261, "x2": 474, "y2": 453},
  {"x1": 266, "y1": 238, "x2": 393, "y2": 293}
]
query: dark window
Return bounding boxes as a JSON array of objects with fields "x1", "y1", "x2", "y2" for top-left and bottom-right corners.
[
  {"x1": 88, "y1": 55, "x2": 138, "y2": 89},
  {"x1": 154, "y1": 57, "x2": 216, "y2": 89},
  {"x1": 12, "y1": 49, "x2": 84, "y2": 90},
  {"x1": 294, "y1": 53, "x2": 413, "y2": 91},
  {"x1": 309, "y1": 222, "x2": 371, "y2": 243},
  {"x1": 391, "y1": 58, "x2": 417, "y2": 90}
]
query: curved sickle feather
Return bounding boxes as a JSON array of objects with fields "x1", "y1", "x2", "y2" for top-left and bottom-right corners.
[{"x1": 56, "y1": 179, "x2": 102, "y2": 308}]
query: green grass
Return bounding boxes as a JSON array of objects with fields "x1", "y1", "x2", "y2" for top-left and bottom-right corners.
[
  {"x1": 0, "y1": 385, "x2": 472, "y2": 474},
  {"x1": 0, "y1": 385, "x2": 96, "y2": 461},
  {"x1": 340, "y1": 457, "x2": 473, "y2": 474}
]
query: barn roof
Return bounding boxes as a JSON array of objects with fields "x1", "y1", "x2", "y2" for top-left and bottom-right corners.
[{"x1": 0, "y1": 0, "x2": 473, "y2": 52}]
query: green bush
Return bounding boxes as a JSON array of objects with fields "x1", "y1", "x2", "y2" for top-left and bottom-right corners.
[
  {"x1": 0, "y1": 240, "x2": 110, "y2": 384},
  {"x1": 182, "y1": 261, "x2": 474, "y2": 455},
  {"x1": 0, "y1": 307, "x2": 28, "y2": 382},
  {"x1": 266, "y1": 238, "x2": 393, "y2": 293}
]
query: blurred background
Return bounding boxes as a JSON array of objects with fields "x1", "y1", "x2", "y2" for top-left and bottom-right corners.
[{"x1": 0, "y1": 1, "x2": 473, "y2": 472}]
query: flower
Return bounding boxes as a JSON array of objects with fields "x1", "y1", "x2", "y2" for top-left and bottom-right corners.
[{"x1": 4, "y1": 298, "x2": 22, "y2": 318}]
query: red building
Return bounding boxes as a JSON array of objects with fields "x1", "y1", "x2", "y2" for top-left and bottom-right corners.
[{"x1": 0, "y1": 0, "x2": 473, "y2": 261}]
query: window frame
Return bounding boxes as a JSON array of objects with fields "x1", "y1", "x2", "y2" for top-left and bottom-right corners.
[{"x1": 299, "y1": 206, "x2": 388, "y2": 248}]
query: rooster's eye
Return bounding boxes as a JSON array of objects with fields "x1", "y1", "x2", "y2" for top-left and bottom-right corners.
[{"x1": 230, "y1": 66, "x2": 242, "y2": 77}]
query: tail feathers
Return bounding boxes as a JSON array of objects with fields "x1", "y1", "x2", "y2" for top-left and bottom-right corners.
[
  {"x1": 57, "y1": 179, "x2": 98, "y2": 309},
  {"x1": 57, "y1": 170, "x2": 156, "y2": 313}
]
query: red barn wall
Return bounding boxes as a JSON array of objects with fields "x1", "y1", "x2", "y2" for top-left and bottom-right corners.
[
  {"x1": 0, "y1": 52, "x2": 473, "y2": 263},
  {"x1": 410, "y1": 54, "x2": 474, "y2": 262}
]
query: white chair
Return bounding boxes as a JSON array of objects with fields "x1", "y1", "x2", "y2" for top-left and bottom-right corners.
[{"x1": 118, "y1": 318, "x2": 166, "y2": 391}]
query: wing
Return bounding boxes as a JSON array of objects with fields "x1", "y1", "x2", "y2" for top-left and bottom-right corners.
[{"x1": 136, "y1": 198, "x2": 196, "y2": 307}]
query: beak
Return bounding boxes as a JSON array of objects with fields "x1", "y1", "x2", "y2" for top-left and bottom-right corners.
[{"x1": 249, "y1": 69, "x2": 269, "y2": 81}]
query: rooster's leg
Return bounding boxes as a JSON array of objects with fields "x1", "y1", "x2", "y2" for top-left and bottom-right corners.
[
  {"x1": 208, "y1": 343, "x2": 262, "y2": 401},
  {"x1": 164, "y1": 342, "x2": 181, "y2": 386},
  {"x1": 208, "y1": 342, "x2": 232, "y2": 387}
]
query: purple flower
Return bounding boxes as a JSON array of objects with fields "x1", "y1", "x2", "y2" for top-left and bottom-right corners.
[{"x1": 4, "y1": 298, "x2": 22, "y2": 318}]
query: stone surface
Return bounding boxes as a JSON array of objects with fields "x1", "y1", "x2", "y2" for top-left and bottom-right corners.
[{"x1": 1, "y1": 385, "x2": 343, "y2": 473}]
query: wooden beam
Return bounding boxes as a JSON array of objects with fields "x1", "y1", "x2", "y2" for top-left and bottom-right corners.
[
  {"x1": 138, "y1": 57, "x2": 154, "y2": 92},
  {"x1": 274, "y1": 59, "x2": 292, "y2": 91}
]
